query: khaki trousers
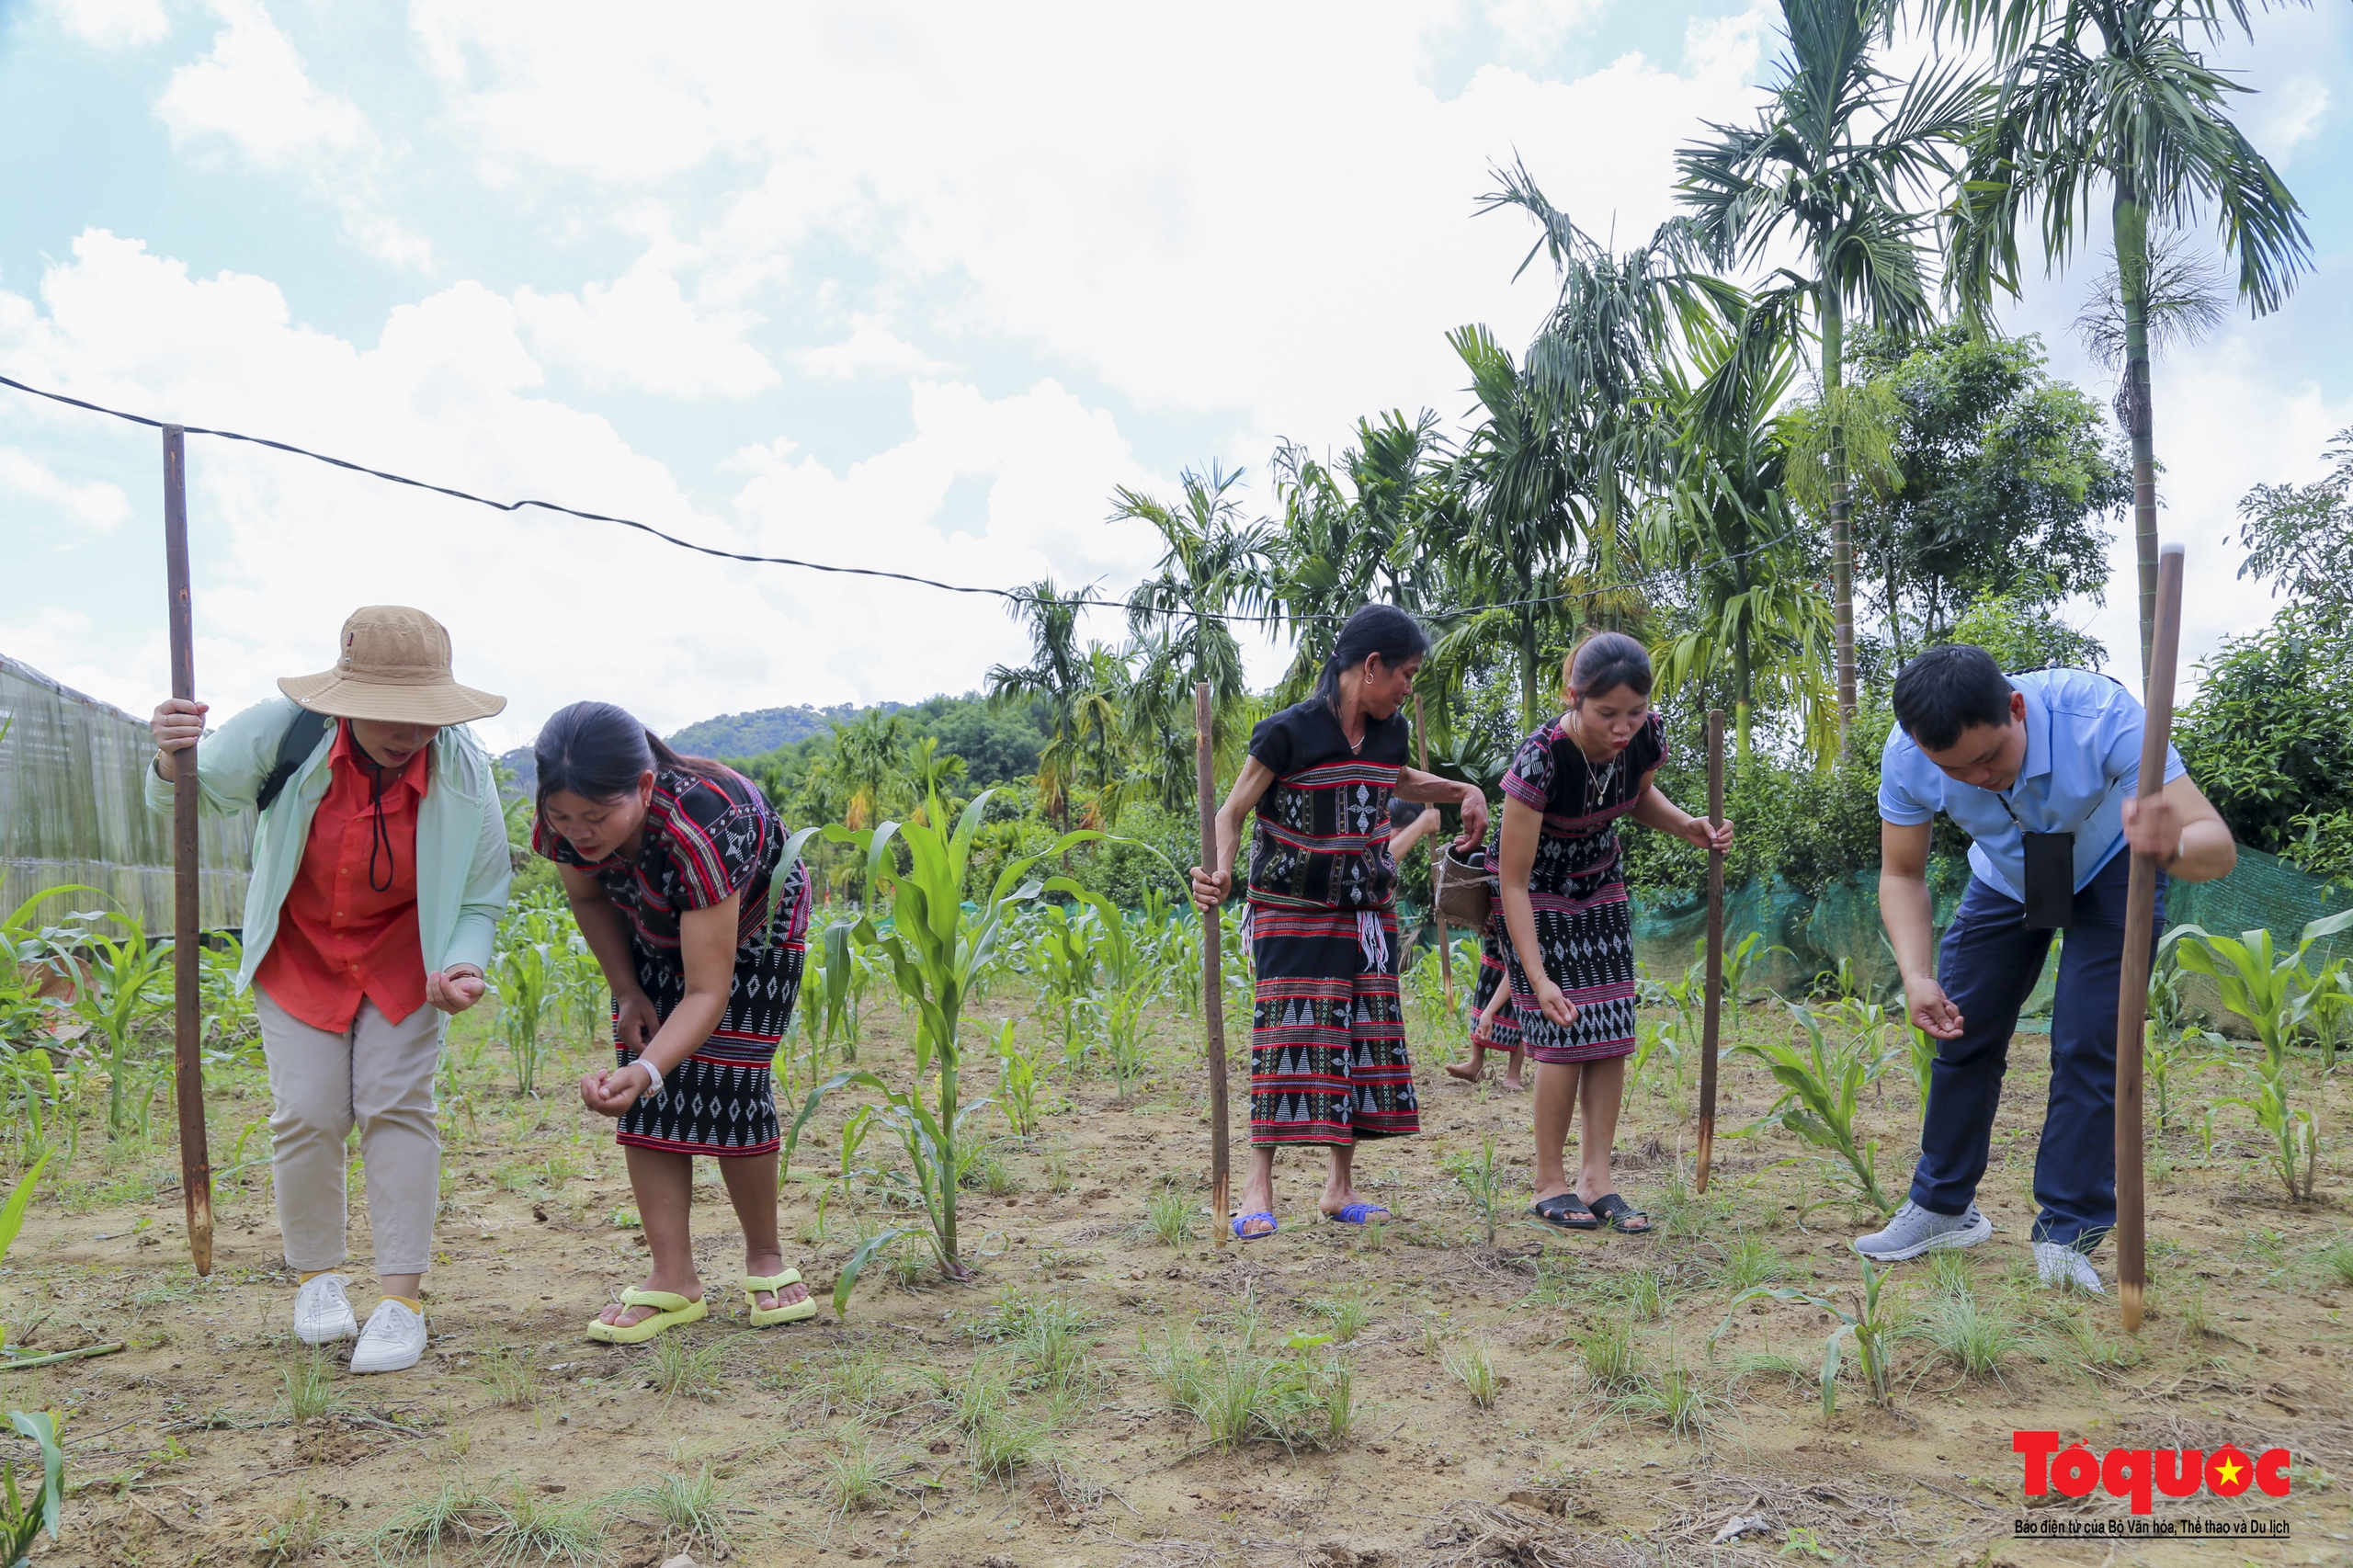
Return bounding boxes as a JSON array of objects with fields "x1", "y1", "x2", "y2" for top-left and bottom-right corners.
[{"x1": 256, "y1": 988, "x2": 444, "y2": 1276}]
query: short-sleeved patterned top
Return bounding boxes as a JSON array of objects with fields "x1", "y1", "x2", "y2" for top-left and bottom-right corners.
[
  {"x1": 534, "y1": 766, "x2": 811, "y2": 972},
  {"x1": 1245, "y1": 698, "x2": 1412, "y2": 911},
  {"x1": 1496, "y1": 710, "x2": 1665, "y2": 903}
]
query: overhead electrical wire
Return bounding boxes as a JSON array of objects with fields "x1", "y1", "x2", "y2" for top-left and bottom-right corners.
[{"x1": 0, "y1": 369, "x2": 1815, "y2": 628}]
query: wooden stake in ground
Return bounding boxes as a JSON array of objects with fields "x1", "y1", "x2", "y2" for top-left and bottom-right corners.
[
  {"x1": 2116, "y1": 541, "x2": 2186, "y2": 1334},
  {"x1": 1195, "y1": 681, "x2": 1232, "y2": 1246},
  {"x1": 1695, "y1": 709, "x2": 1726, "y2": 1195},
  {"x1": 163, "y1": 425, "x2": 214, "y2": 1278},
  {"x1": 1413, "y1": 690, "x2": 1455, "y2": 1014}
]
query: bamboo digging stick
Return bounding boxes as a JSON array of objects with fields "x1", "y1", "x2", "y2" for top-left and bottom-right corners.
[
  {"x1": 1414, "y1": 690, "x2": 1455, "y2": 1013},
  {"x1": 1195, "y1": 682, "x2": 1231, "y2": 1247},
  {"x1": 2117, "y1": 542, "x2": 2185, "y2": 1333},
  {"x1": 1696, "y1": 710, "x2": 1725, "y2": 1194},
  {"x1": 163, "y1": 426, "x2": 214, "y2": 1277}
]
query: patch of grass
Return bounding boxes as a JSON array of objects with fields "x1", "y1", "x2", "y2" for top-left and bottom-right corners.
[
  {"x1": 366, "y1": 1479, "x2": 495, "y2": 1561},
  {"x1": 1711, "y1": 1232, "x2": 1787, "y2": 1292},
  {"x1": 648, "y1": 1330, "x2": 731, "y2": 1402},
  {"x1": 974, "y1": 1290, "x2": 1095, "y2": 1388},
  {"x1": 1727, "y1": 1351, "x2": 1813, "y2": 1393},
  {"x1": 279, "y1": 1347, "x2": 345, "y2": 1426},
  {"x1": 1613, "y1": 1267, "x2": 1671, "y2": 1323},
  {"x1": 2054, "y1": 1308, "x2": 2143, "y2": 1373},
  {"x1": 611, "y1": 1463, "x2": 739, "y2": 1555},
  {"x1": 823, "y1": 1425, "x2": 913, "y2": 1514},
  {"x1": 1042, "y1": 1144, "x2": 1074, "y2": 1193},
  {"x1": 474, "y1": 1347, "x2": 540, "y2": 1409},
  {"x1": 483, "y1": 1483, "x2": 608, "y2": 1567},
  {"x1": 949, "y1": 1355, "x2": 1014, "y2": 1434},
  {"x1": 1139, "y1": 1324, "x2": 1211, "y2": 1414},
  {"x1": 968, "y1": 1410, "x2": 1044, "y2": 1481},
  {"x1": 1923, "y1": 1248, "x2": 1978, "y2": 1298},
  {"x1": 814, "y1": 1343, "x2": 899, "y2": 1413},
  {"x1": 1441, "y1": 1336, "x2": 1498, "y2": 1409},
  {"x1": 1303, "y1": 1284, "x2": 1375, "y2": 1342},
  {"x1": 1578, "y1": 1320, "x2": 1641, "y2": 1392},
  {"x1": 2315, "y1": 1233, "x2": 2353, "y2": 1290},
  {"x1": 1914, "y1": 1292, "x2": 2028, "y2": 1379},
  {"x1": 1143, "y1": 1185, "x2": 1199, "y2": 1248},
  {"x1": 967, "y1": 1150, "x2": 1018, "y2": 1197},
  {"x1": 254, "y1": 1486, "x2": 331, "y2": 1564}
]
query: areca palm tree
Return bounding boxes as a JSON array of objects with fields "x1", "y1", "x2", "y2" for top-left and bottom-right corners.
[
  {"x1": 1677, "y1": 0, "x2": 1979, "y2": 723},
  {"x1": 1925, "y1": 0, "x2": 2312, "y2": 679},
  {"x1": 1112, "y1": 462, "x2": 1272, "y2": 766},
  {"x1": 1646, "y1": 306, "x2": 1842, "y2": 765},
  {"x1": 985, "y1": 578, "x2": 1092, "y2": 827}
]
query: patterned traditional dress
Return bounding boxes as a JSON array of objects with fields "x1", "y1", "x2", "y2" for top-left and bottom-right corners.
[
  {"x1": 536, "y1": 767, "x2": 811, "y2": 1156},
  {"x1": 1245, "y1": 699, "x2": 1420, "y2": 1147},
  {"x1": 1489, "y1": 710, "x2": 1665, "y2": 1064}
]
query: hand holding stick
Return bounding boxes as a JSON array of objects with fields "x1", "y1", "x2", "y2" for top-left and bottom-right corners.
[{"x1": 162, "y1": 426, "x2": 214, "y2": 1276}]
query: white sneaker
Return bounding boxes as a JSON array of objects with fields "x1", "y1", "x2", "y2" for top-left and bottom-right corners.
[
  {"x1": 1853, "y1": 1200, "x2": 1994, "y2": 1263},
  {"x1": 293, "y1": 1273, "x2": 357, "y2": 1345},
  {"x1": 2035, "y1": 1241, "x2": 2107, "y2": 1295},
  {"x1": 349, "y1": 1299, "x2": 427, "y2": 1374}
]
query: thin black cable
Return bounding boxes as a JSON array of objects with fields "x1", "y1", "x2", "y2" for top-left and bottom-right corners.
[{"x1": 0, "y1": 369, "x2": 1815, "y2": 627}]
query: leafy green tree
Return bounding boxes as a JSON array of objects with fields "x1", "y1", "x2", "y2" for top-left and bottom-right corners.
[
  {"x1": 986, "y1": 579, "x2": 1096, "y2": 827},
  {"x1": 1269, "y1": 412, "x2": 1446, "y2": 699},
  {"x1": 1677, "y1": 0, "x2": 1979, "y2": 724},
  {"x1": 1930, "y1": 0, "x2": 2313, "y2": 678},
  {"x1": 1834, "y1": 326, "x2": 2127, "y2": 653},
  {"x1": 2172, "y1": 602, "x2": 2353, "y2": 857},
  {"x1": 1113, "y1": 462, "x2": 1271, "y2": 760},
  {"x1": 2235, "y1": 425, "x2": 2353, "y2": 615}
]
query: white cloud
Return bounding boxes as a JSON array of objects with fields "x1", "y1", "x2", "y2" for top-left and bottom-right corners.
[
  {"x1": 515, "y1": 266, "x2": 778, "y2": 398},
  {"x1": 156, "y1": 0, "x2": 372, "y2": 168},
  {"x1": 40, "y1": 0, "x2": 168, "y2": 49},
  {"x1": 0, "y1": 230, "x2": 1170, "y2": 743},
  {"x1": 1483, "y1": 0, "x2": 1610, "y2": 56},
  {"x1": 0, "y1": 449, "x2": 133, "y2": 531},
  {"x1": 795, "y1": 317, "x2": 943, "y2": 379},
  {"x1": 2250, "y1": 75, "x2": 2330, "y2": 164}
]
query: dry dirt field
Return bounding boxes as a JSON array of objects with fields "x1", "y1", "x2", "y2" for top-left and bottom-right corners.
[{"x1": 7, "y1": 972, "x2": 2352, "y2": 1568}]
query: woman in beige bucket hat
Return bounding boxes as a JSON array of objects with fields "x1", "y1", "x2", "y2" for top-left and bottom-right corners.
[{"x1": 148, "y1": 607, "x2": 513, "y2": 1374}]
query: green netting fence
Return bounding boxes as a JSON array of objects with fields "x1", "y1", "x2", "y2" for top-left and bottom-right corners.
[{"x1": 2, "y1": 652, "x2": 253, "y2": 934}]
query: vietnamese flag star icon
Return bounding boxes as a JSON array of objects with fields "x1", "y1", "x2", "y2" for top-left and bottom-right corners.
[{"x1": 2214, "y1": 1457, "x2": 2245, "y2": 1487}]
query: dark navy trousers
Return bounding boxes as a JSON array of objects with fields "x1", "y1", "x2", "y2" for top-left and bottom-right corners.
[{"x1": 1907, "y1": 850, "x2": 2163, "y2": 1249}]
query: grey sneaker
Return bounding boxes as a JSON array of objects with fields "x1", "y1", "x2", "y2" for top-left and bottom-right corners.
[
  {"x1": 1853, "y1": 1200, "x2": 1993, "y2": 1262},
  {"x1": 2034, "y1": 1241, "x2": 2106, "y2": 1295}
]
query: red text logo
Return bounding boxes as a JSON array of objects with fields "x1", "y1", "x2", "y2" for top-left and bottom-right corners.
[{"x1": 2014, "y1": 1431, "x2": 2291, "y2": 1516}]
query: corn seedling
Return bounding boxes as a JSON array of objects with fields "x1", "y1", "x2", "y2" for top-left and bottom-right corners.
[
  {"x1": 2144, "y1": 1025, "x2": 2215, "y2": 1134},
  {"x1": 812, "y1": 918, "x2": 865, "y2": 1059},
  {"x1": 60, "y1": 909, "x2": 175, "y2": 1137},
  {"x1": 490, "y1": 937, "x2": 551, "y2": 1097},
  {"x1": 2170, "y1": 911, "x2": 2353, "y2": 1200},
  {"x1": 1905, "y1": 1021, "x2": 1937, "y2": 1131},
  {"x1": 994, "y1": 1019, "x2": 1049, "y2": 1138},
  {"x1": 1735, "y1": 1001, "x2": 1891, "y2": 1213},
  {"x1": 1710, "y1": 1258, "x2": 1898, "y2": 1420},
  {"x1": 788, "y1": 798, "x2": 1100, "y2": 1312},
  {"x1": 0, "y1": 1412, "x2": 63, "y2": 1567}
]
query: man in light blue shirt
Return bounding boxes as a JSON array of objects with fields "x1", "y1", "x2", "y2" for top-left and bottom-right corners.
[{"x1": 1859, "y1": 647, "x2": 2236, "y2": 1291}]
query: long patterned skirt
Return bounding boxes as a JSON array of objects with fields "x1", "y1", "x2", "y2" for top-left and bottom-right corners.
[
  {"x1": 614, "y1": 938, "x2": 805, "y2": 1158},
  {"x1": 1249, "y1": 906, "x2": 1419, "y2": 1146},
  {"x1": 1471, "y1": 913, "x2": 1523, "y2": 1051},
  {"x1": 1504, "y1": 874, "x2": 1639, "y2": 1065}
]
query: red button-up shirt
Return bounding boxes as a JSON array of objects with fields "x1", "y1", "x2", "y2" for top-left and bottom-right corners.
[{"x1": 254, "y1": 722, "x2": 430, "y2": 1031}]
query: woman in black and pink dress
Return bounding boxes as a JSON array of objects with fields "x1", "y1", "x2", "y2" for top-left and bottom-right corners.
[
  {"x1": 1190, "y1": 606, "x2": 1489, "y2": 1239},
  {"x1": 1496, "y1": 633, "x2": 1732, "y2": 1234},
  {"x1": 533, "y1": 702, "x2": 817, "y2": 1342}
]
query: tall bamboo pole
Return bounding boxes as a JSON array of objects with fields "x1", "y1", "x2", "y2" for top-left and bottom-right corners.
[
  {"x1": 1695, "y1": 710, "x2": 1726, "y2": 1194},
  {"x1": 2116, "y1": 543, "x2": 2185, "y2": 1333},
  {"x1": 163, "y1": 426, "x2": 213, "y2": 1277},
  {"x1": 1195, "y1": 682, "x2": 1231, "y2": 1246},
  {"x1": 1413, "y1": 690, "x2": 1455, "y2": 1014}
]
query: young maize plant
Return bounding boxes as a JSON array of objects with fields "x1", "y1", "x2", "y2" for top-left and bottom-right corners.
[
  {"x1": 1735, "y1": 1001, "x2": 1890, "y2": 1214},
  {"x1": 1710, "y1": 1258, "x2": 1899, "y2": 1420}
]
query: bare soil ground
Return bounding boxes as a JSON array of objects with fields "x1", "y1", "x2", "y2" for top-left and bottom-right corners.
[{"x1": 8, "y1": 983, "x2": 2352, "y2": 1568}]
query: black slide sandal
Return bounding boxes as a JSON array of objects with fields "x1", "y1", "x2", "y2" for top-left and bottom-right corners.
[
  {"x1": 1587, "y1": 1193, "x2": 1653, "y2": 1234},
  {"x1": 1529, "y1": 1193, "x2": 1599, "y2": 1231}
]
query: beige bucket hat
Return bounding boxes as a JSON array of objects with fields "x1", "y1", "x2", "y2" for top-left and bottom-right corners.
[{"x1": 278, "y1": 606, "x2": 506, "y2": 725}]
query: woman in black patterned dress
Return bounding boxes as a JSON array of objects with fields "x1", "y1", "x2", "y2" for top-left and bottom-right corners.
[
  {"x1": 1190, "y1": 607, "x2": 1489, "y2": 1239},
  {"x1": 533, "y1": 702, "x2": 816, "y2": 1341},
  {"x1": 1497, "y1": 634, "x2": 1733, "y2": 1234}
]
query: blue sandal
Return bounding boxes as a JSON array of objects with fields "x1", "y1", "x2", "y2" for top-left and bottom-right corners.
[
  {"x1": 1325, "y1": 1203, "x2": 1392, "y2": 1225},
  {"x1": 1232, "y1": 1211, "x2": 1279, "y2": 1241}
]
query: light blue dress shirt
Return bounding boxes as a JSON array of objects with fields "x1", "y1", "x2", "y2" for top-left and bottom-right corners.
[{"x1": 1878, "y1": 667, "x2": 2188, "y2": 902}]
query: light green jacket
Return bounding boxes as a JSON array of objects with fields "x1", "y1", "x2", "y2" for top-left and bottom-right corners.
[{"x1": 143, "y1": 696, "x2": 514, "y2": 993}]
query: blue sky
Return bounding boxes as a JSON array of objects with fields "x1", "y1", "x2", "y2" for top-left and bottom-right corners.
[{"x1": 1, "y1": 0, "x2": 2347, "y2": 748}]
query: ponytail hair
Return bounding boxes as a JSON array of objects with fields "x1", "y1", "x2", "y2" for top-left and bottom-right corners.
[
  {"x1": 1563, "y1": 631, "x2": 1652, "y2": 706},
  {"x1": 1314, "y1": 603, "x2": 1430, "y2": 710},
  {"x1": 534, "y1": 699, "x2": 732, "y2": 813}
]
